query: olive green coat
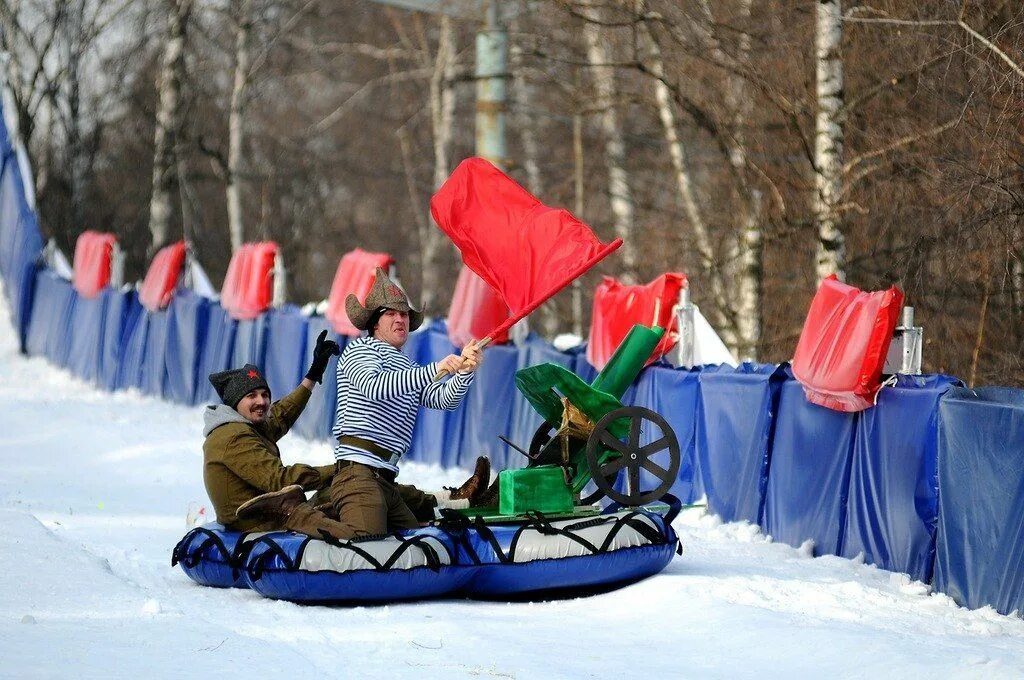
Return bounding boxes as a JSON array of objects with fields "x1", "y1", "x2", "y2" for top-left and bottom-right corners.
[{"x1": 202, "y1": 385, "x2": 334, "y2": 531}]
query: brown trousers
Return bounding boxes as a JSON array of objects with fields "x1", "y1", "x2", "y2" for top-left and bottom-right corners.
[{"x1": 282, "y1": 462, "x2": 437, "y2": 541}]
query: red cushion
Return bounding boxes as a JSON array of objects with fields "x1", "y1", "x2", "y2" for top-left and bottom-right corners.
[
  {"x1": 447, "y1": 265, "x2": 510, "y2": 348},
  {"x1": 586, "y1": 273, "x2": 687, "y2": 371},
  {"x1": 221, "y1": 242, "x2": 278, "y2": 320},
  {"x1": 139, "y1": 241, "x2": 186, "y2": 311},
  {"x1": 72, "y1": 231, "x2": 117, "y2": 299},
  {"x1": 326, "y1": 248, "x2": 394, "y2": 336},
  {"x1": 791, "y1": 275, "x2": 904, "y2": 412}
]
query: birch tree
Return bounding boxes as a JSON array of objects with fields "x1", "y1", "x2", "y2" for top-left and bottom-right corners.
[
  {"x1": 814, "y1": 0, "x2": 845, "y2": 281},
  {"x1": 148, "y1": 0, "x2": 193, "y2": 255},
  {"x1": 581, "y1": 9, "x2": 638, "y2": 280}
]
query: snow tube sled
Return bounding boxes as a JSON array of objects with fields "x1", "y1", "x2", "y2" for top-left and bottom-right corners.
[
  {"x1": 244, "y1": 527, "x2": 462, "y2": 603},
  {"x1": 446, "y1": 505, "x2": 679, "y2": 598},
  {"x1": 240, "y1": 500, "x2": 681, "y2": 603},
  {"x1": 172, "y1": 524, "x2": 266, "y2": 589}
]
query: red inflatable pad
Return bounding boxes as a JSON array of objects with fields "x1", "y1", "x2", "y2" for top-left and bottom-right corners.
[
  {"x1": 792, "y1": 275, "x2": 904, "y2": 412},
  {"x1": 586, "y1": 273, "x2": 687, "y2": 371},
  {"x1": 221, "y1": 242, "x2": 278, "y2": 320},
  {"x1": 72, "y1": 231, "x2": 117, "y2": 299},
  {"x1": 140, "y1": 241, "x2": 187, "y2": 312},
  {"x1": 447, "y1": 265, "x2": 510, "y2": 348},
  {"x1": 327, "y1": 248, "x2": 394, "y2": 336}
]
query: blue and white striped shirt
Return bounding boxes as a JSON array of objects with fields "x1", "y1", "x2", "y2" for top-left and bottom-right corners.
[{"x1": 332, "y1": 336, "x2": 475, "y2": 473}]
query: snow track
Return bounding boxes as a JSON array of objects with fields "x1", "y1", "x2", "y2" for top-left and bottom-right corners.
[{"x1": 1, "y1": 299, "x2": 1024, "y2": 677}]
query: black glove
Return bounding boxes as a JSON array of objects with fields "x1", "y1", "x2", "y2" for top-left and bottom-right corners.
[{"x1": 306, "y1": 330, "x2": 340, "y2": 383}]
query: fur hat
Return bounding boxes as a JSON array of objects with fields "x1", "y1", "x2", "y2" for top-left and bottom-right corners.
[
  {"x1": 209, "y1": 364, "x2": 270, "y2": 408},
  {"x1": 345, "y1": 267, "x2": 423, "y2": 332}
]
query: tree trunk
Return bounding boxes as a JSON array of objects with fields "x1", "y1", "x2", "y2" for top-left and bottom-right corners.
[
  {"x1": 148, "y1": 0, "x2": 192, "y2": 256},
  {"x1": 814, "y1": 0, "x2": 845, "y2": 282},
  {"x1": 420, "y1": 14, "x2": 456, "y2": 314},
  {"x1": 226, "y1": 0, "x2": 252, "y2": 253},
  {"x1": 582, "y1": 15, "x2": 637, "y2": 280}
]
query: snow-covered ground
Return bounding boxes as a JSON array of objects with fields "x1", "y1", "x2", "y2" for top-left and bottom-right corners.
[{"x1": 1, "y1": 304, "x2": 1024, "y2": 679}]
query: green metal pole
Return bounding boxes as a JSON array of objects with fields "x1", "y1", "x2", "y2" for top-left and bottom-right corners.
[{"x1": 475, "y1": 1, "x2": 507, "y2": 167}]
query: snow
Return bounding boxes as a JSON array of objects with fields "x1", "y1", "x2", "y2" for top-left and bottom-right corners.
[{"x1": 1, "y1": 299, "x2": 1024, "y2": 678}]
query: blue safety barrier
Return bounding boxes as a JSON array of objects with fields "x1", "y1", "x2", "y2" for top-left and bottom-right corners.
[
  {"x1": 140, "y1": 309, "x2": 171, "y2": 397},
  {"x1": 0, "y1": 147, "x2": 43, "y2": 350},
  {"x1": 697, "y1": 363, "x2": 786, "y2": 525},
  {"x1": 262, "y1": 306, "x2": 309, "y2": 401},
  {"x1": 67, "y1": 292, "x2": 108, "y2": 383},
  {"x1": 232, "y1": 316, "x2": 268, "y2": 369},
  {"x1": 762, "y1": 370, "x2": 858, "y2": 555},
  {"x1": 456, "y1": 341, "x2": 518, "y2": 471},
  {"x1": 196, "y1": 305, "x2": 238, "y2": 404},
  {"x1": 115, "y1": 298, "x2": 149, "y2": 391},
  {"x1": 293, "y1": 317, "x2": 343, "y2": 441},
  {"x1": 934, "y1": 387, "x2": 1024, "y2": 615},
  {"x1": 841, "y1": 374, "x2": 959, "y2": 582},
  {"x1": 25, "y1": 269, "x2": 73, "y2": 361},
  {"x1": 99, "y1": 289, "x2": 132, "y2": 391},
  {"x1": 164, "y1": 290, "x2": 210, "y2": 405},
  {"x1": 630, "y1": 364, "x2": 703, "y2": 504}
]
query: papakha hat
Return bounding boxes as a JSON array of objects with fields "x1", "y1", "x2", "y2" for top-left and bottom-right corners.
[
  {"x1": 345, "y1": 267, "x2": 423, "y2": 332},
  {"x1": 209, "y1": 364, "x2": 270, "y2": 408}
]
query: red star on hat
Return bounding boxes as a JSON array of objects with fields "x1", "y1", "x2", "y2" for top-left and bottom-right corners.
[{"x1": 248, "y1": 370, "x2": 259, "y2": 379}]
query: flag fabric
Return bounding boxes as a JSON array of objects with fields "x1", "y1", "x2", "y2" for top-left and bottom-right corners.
[{"x1": 431, "y1": 157, "x2": 621, "y2": 340}]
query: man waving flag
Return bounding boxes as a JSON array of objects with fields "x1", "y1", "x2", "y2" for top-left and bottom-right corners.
[{"x1": 430, "y1": 157, "x2": 622, "y2": 344}]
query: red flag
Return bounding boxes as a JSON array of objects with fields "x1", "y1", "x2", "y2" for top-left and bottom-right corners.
[
  {"x1": 431, "y1": 157, "x2": 621, "y2": 341},
  {"x1": 447, "y1": 265, "x2": 511, "y2": 348}
]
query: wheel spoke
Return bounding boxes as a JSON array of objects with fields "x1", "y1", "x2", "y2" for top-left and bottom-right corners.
[
  {"x1": 599, "y1": 428, "x2": 628, "y2": 455},
  {"x1": 627, "y1": 464, "x2": 641, "y2": 495},
  {"x1": 600, "y1": 455, "x2": 626, "y2": 476},
  {"x1": 629, "y1": 416, "x2": 642, "y2": 449},
  {"x1": 639, "y1": 436, "x2": 669, "y2": 458},
  {"x1": 641, "y1": 457, "x2": 670, "y2": 481}
]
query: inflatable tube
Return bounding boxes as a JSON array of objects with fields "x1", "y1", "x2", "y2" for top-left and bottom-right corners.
[
  {"x1": 451, "y1": 508, "x2": 679, "y2": 598},
  {"x1": 238, "y1": 505, "x2": 679, "y2": 604},
  {"x1": 244, "y1": 527, "x2": 463, "y2": 604},
  {"x1": 172, "y1": 524, "x2": 267, "y2": 589}
]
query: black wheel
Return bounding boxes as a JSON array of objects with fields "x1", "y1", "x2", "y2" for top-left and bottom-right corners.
[{"x1": 584, "y1": 406, "x2": 680, "y2": 506}]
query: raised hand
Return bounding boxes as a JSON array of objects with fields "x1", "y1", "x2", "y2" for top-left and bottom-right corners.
[{"x1": 305, "y1": 330, "x2": 341, "y2": 384}]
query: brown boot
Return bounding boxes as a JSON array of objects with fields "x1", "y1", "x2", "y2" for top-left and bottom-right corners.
[
  {"x1": 446, "y1": 456, "x2": 490, "y2": 502},
  {"x1": 236, "y1": 484, "x2": 306, "y2": 522},
  {"x1": 472, "y1": 476, "x2": 500, "y2": 508}
]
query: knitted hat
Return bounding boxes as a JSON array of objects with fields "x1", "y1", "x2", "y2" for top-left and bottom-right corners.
[
  {"x1": 345, "y1": 267, "x2": 423, "y2": 332},
  {"x1": 209, "y1": 364, "x2": 270, "y2": 408}
]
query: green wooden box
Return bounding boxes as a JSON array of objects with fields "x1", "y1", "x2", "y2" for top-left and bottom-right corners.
[{"x1": 498, "y1": 466, "x2": 574, "y2": 515}]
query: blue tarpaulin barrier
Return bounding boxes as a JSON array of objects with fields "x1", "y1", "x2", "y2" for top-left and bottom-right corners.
[
  {"x1": 67, "y1": 292, "x2": 108, "y2": 383},
  {"x1": 456, "y1": 341, "x2": 518, "y2": 471},
  {"x1": 99, "y1": 289, "x2": 132, "y2": 391},
  {"x1": 0, "y1": 151, "x2": 43, "y2": 349},
  {"x1": 293, "y1": 317, "x2": 343, "y2": 441},
  {"x1": 263, "y1": 306, "x2": 308, "y2": 400},
  {"x1": 697, "y1": 363, "x2": 786, "y2": 525},
  {"x1": 762, "y1": 371, "x2": 858, "y2": 555},
  {"x1": 140, "y1": 309, "x2": 171, "y2": 397},
  {"x1": 196, "y1": 305, "x2": 238, "y2": 404},
  {"x1": 630, "y1": 365, "x2": 703, "y2": 504},
  {"x1": 164, "y1": 290, "x2": 210, "y2": 405},
  {"x1": 934, "y1": 387, "x2": 1024, "y2": 615},
  {"x1": 842, "y1": 374, "x2": 958, "y2": 582},
  {"x1": 25, "y1": 269, "x2": 72, "y2": 360},
  {"x1": 232, "y1": 316, "x2": 268, "y2": 369},
  {"x1": 116, "y1": 298, "x2": 149, "y2": 390}
]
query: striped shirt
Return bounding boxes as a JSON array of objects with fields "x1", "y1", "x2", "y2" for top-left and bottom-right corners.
[{"x1": 332, "y1": 336, "x2": 475, "y2": 473}]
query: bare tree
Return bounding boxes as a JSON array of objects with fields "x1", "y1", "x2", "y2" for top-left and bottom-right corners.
[
  {"x1": 814, "y1": 0, "x2": 845, "y2": 282},
  {"x1": 148, "y1": 0, "x2": 193, "y2": 255}
]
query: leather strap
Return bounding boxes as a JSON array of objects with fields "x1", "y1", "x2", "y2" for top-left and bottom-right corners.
[{"x1": 337, "y1": 435, "x2": 400, "y2": 465}]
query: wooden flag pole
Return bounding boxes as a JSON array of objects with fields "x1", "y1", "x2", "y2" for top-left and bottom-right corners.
[{"x1": 433, "y1": 336, "x2": 493, "y2": 381}]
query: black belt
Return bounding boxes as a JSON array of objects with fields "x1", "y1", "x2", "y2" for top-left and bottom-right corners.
[
  {"x1": 337, "y1": 435, "x2": 400, "y2": 463},
  {"x1": 335, "y1": 459, "x2": 397, "y2": 484}
]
